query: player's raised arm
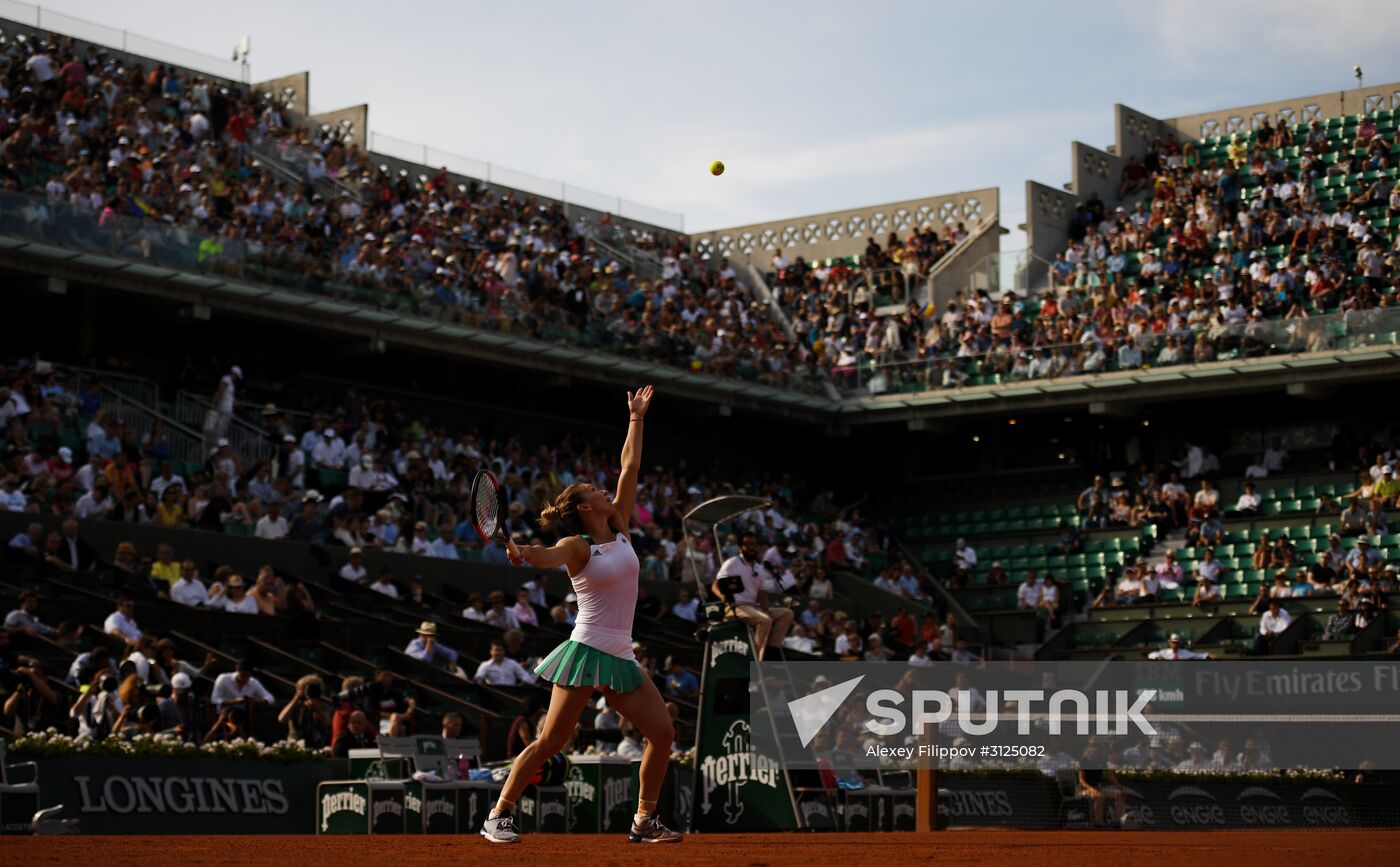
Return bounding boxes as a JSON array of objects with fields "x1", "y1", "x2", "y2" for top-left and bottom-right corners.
[
  {"x1": 611, "y1": 385, "x2": 654, "y2": 531},
  {"x1": 508, "y1": 535, "x2": 588, "y2": 573}
]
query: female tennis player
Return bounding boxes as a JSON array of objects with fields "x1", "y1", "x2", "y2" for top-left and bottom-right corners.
[{"x1": 480, "y1": 385, "x2": 681, "y2": 844}]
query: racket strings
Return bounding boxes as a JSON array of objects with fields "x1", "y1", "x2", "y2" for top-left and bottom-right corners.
[{"x1": 474, "y1": 482, "x2": 499, "y2": 538}]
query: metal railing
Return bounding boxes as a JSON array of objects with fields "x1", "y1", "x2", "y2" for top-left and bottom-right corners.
[
  {"x1": 855, "y1": 265, "x2": 919, "y2": 310},
  {"x1": 925, "y1": 215, "x2": 1002, "y2": 303},
  {"x1": 252, "y1": 137, "x2": 360, "y2": 203},
  {"x1": 834, "y1": 307, "x2": 1400, "y2": 396},
  {"x1": 174, "y1": 390, "x2": 273, "y2": 467},
  {"x1": 368, "y1": 131, "x2": 684, "y2": 232},
  {"x1": 0, "y1": 2, "x2": 246, "y2": 81},
  {"x1": 58, "y1": 363, "x2": 159, "y2": 410},
  {"x1": 91, "y1": 385, "x2": 206, "y2": 468}
]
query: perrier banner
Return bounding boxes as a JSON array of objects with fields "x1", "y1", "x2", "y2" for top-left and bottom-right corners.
[{"x1": 690, "y1": 618, "x2": 798, "y2": 832}]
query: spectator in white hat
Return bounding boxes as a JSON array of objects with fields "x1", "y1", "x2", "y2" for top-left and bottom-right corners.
[
  {"x1": 48, "y1": 446, "x2": 76, "y2": 482},
  {"x1": 404, "y1": 622, "x2": 461, "y2": 670},
  {"x1": 311, "y1": 428, "x2": 347, "y2": 469}
]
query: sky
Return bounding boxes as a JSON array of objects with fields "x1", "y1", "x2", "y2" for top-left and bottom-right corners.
[{"x1": 21, "y1": 0, "x2": 1400, "y2": 238}]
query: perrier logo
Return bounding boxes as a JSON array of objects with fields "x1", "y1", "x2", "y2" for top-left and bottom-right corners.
[
  {"x1": 565, "y1": 766, "x2": 596, "y2": 805},
  {"x1": 320, "y1": 790, "x2": 367, "y2": 832}
]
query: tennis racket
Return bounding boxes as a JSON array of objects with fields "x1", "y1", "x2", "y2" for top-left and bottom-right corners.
[{"x1": 469, "y1": 469, "x2": 508, "y2": 544}]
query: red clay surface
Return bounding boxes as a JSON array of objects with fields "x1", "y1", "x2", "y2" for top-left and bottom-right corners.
[{"x1": 5, "y1": 831, "x2": 1399, "y2": 865}]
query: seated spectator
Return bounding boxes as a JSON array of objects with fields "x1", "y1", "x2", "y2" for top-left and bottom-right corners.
[
  {"x1": 1322, "y1": 599, "x2": 1358, "y2": 640},
  {"x1": 615, "y1": 721, "x2": 645, "y2": 759},
  {"x1": 251, "y1": 567, "x2": 287, "y2": 615},
  {"x1": 210, "y1": 659, "x2": 275, "y2": 712},
  {"x1": 1051, "y1": 520, "x2": 1084, "y2": 555},
  {"x1": 505, "y1": 696, "x2": 547, "y2": 758},
  {"x1": 484, "y1": 591, "x2": 520, "y2": 629},
  {"x1": 512, "y1": 588, "x2": 539, "y2": 627},
  {"x1": 1231, "y1": 482, "x2": 1261, "y2": 517},
  {"x1": 474, "y1": 640, "x2": 536, "y2": 686},
  {"x1": 664, "y1": 660, "x2": 699, "y2": 698},
  {"x1": 369, "y1": 567, "x2": 400, "y2": 599},
  {"x1": 404, "y1": 622, "x2": 462, "y2": 671},
  {"x1": 104, "y1": 597, "x2": 143, "y2": 646},
  {"x1": 429, "y1": 527, "x2": 460, "y2": 559},
  {"x1": 339, "y1": 547, "x2": 369, "y2": 584},
  {"x1": 863, "y1": 634, "x2": 891, "y2": 661},
  {"x1": 1192, "y1": 575, "x2": 1221, "y2": 607},
  {"x1": 149, "y1": 544, "x2": 180, "y2": 589},
  {"x1": 332, "y1": 710, "x2": 376, "y2": 758},
  {"x1": 783, "y1": 624, "x2": 819, "y2": 655},
  {"x1": 834, "y1": 622, "x2": 863, "y2": 657},
  {"x1": 255, "y1": 501, "x2": 289, "y2": 540},
  {"x1": 218, "y1": 575, "x2": 259, "y2": 614},
  {"x1": 4, "y1": 591, "x2": 57, "y2": 638},
  {"x1": 1252, "y1": 599, "x2": 1292, "y2": 656},
  {"x1": 951, "y1": 638, "x2": 981, "y2": 664},
  {"x1": 170, "y1": 561, "x2": 211, "y2": 607},
  {"x1": 462, "y1": 592, "x2": 487, "y2": 621},
  {"x1": 671, "y1": 587, "x2": 700, "y2": 623},
  {"x1": 1339, "y1": 499, "x2": 1367, "y2": 536}
]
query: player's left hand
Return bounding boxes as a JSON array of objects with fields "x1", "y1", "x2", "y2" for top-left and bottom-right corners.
[
  {"x1": 626, "y1": 385, "x2": 655, "y2": 419},
  {"x1": 505, "y1": 537, "x2": 525, "y2": 566}
]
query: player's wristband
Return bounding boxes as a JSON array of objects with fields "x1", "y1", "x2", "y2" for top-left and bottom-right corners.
[{"x1": 629, "y1": 415, "x2": 643, "y2": 422}]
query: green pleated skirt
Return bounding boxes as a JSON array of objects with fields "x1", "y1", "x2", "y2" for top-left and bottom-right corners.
[{"x1": 534, "y1": 639, "x2": 645, "y2": 693}]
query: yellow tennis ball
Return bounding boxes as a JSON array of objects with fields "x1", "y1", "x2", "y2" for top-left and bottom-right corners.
[{"x1": 709, "y1": 160, "x2": 725, "y2": 176}]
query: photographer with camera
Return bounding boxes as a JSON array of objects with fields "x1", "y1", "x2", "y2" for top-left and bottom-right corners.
[
  {"x1": 157, "y1": 672, "x2": 203, "y2": 743},
  {"x1": 205, "y1": 700, "x2": 253, "y2": 743},
  {"x1": 0, "y1": 629, "x2": 58, "y2": 737},
  {"x1": 278, "y1": 674, "x2": 329, "y2": 747},
  {"x1": 70, "y1": 668, "x2": 122, "y2": 740},
  {"x1": 330, "y1": 675, "x2": 366, "y2": 745}
]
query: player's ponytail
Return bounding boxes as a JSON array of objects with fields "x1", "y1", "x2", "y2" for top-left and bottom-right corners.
[{"x1": 539, "y1": 483, "x2": 587, "y2": 534}]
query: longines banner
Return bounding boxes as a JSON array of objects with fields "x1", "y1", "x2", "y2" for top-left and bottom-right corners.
[{"x1": 33, "y1": 757, "x2": 345, "y2": 834}]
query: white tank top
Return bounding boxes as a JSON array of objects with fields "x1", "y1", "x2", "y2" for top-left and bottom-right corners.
[{"x1": 567, "y1": 530, "x2": 639, "y2": 659}]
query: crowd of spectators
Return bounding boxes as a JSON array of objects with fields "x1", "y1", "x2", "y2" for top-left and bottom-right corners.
[
  {"x1": 4, "y1": 36, "x2": 1400, "y2": 403},
  {"x1": 0, "y1": 34, "x2": 826, "y2": 392},
  {"x1": 805, "y1": 118, "x2": 1400, "y2": 394},
  {"x1": 0, "y1": 349, "x2": 931, "y2": 743}
]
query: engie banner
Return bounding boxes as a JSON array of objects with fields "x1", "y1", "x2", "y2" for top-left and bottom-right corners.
[{"x1": 32, "y1": 757, "x2": 346, "y2": 834}]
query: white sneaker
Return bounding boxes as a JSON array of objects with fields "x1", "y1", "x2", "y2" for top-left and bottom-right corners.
[
  {"x1": 628, "y1": 814, "x2": 682, "y2": 843},
  {"x1": 480, "y1": 812, "x2": 521, "y2": 843}
]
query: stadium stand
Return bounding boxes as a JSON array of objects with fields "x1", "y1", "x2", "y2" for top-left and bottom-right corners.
[
  {"x1": 1, "y1": 351, "x2": 953, "y2": 756},
  {"x1": 4, "y1": 9, "x2": 1400, "y2": 843},
  {"x1": 0, "y1": 26, "x2": 828, "y2": 394}
]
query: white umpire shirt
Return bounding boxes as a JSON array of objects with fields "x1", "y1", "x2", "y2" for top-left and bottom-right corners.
[{"x1": 716, "y1": 555, "x2": 762, "y2": 605}]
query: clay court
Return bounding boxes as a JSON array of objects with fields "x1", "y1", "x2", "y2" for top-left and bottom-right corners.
[{"x1": 7, "y1": 831, "x2": 1400, "y2": 865}]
